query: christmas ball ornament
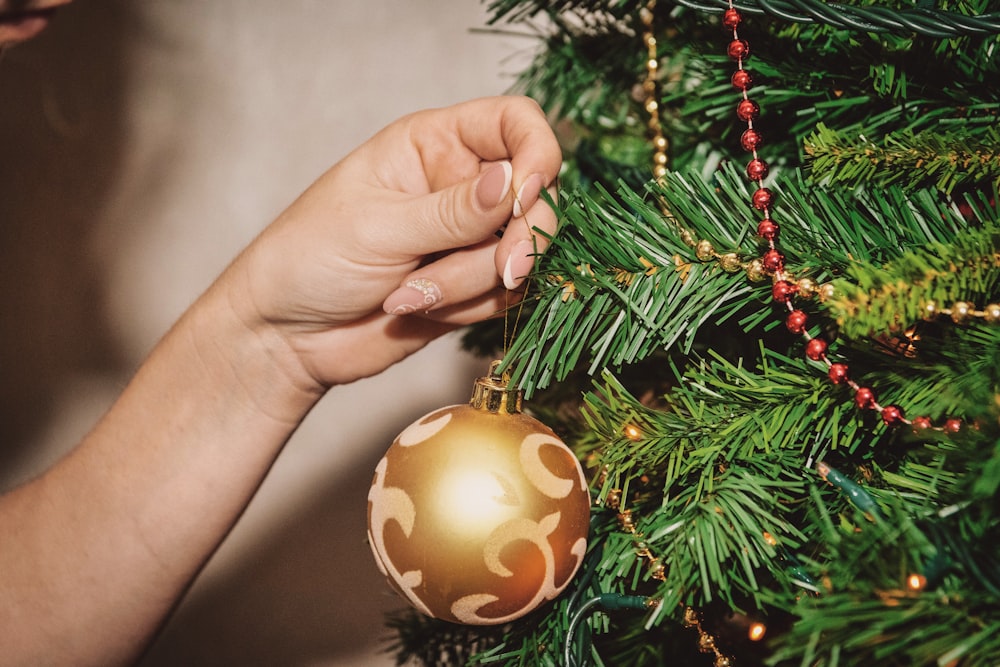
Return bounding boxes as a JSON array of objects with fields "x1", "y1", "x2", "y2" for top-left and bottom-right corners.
[{"x1": 367, "y1": 362, "x2": 591, "y2": 625}]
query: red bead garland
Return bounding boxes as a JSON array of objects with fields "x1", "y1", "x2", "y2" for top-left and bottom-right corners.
[{"x1": 721, "y1": 2, "x2": 957, "y2": 435}]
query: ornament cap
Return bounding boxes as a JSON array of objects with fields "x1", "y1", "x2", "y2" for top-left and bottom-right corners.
[{"x1": 470, "y1": 360, "x2": 523, "y2": 415}]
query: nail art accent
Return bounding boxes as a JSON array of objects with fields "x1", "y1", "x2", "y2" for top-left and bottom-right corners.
[{"x1": 384, "y1": 278, "x2": 443, "y2": 315}]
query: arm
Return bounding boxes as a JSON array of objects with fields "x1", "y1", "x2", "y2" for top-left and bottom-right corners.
[{"x1": 0, "y1": 96, "x2": 562, "y2": 666}]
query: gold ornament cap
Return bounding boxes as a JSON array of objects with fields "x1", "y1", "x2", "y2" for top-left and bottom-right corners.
[{"x1": 469, "y1": 360, "x2": 523, "y2": 415}]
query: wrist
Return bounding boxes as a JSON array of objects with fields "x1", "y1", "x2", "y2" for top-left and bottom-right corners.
[{"x1": 188, "y1": 268, "x2": 327, "y2": 428}]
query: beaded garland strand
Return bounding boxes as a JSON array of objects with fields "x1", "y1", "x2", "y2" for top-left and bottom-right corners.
[{"x1": 720, "y1": 1, "x2": 966, "y2": 434}]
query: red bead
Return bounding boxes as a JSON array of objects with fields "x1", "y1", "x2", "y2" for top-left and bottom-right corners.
[
  {"x1": 746, "y1": 158, "x2": 769, "y2": 180},
  {"x1": 761, "y1": 248, "x2": 784, "y2": 273},
  {"x1": 722, "y1": 7, "x2": 742, "y2": 28},
  {"x1": 731, "y1": 69, "x2": 753, "y2": 91},
  {"x1": 855, "y1": 387, "x2": 876, "y2": 410},
  {"x1": 727, "y1": 39, "x2": 750, "y2": 61},
  {"x1": 736, "y1": 99, "x2": 760, "y2": 121},
  {"x1": 805, "y1": 337, "x2": 827, "y2": 361},
  {"x1": 771, "y1": 280, "x2": 797, "y2": 303},
  {"x1": 740, "y1": 128, "x2": 763, "y2": 151},
  {"x1": 757, "y1": 218, "x2": 779, "y2": 241},
  {"x1": 881, "y1": 405, "x2": 905, "y2": 427},
  {"x1": 751, "y1": 187, "x2": 773, "y2": 210},
  {"x1": 911, "y1": 416, "x2": 932, "y2": 433},
  {"x1": 828, "y1": 363, "x2": 849, "y2": 384},
  {"x1": 786, "y1": 310, "x2": 808, "y2": 334},
  {"x1": 944, "y1": 418, "x2": 962, "y2": 433}
]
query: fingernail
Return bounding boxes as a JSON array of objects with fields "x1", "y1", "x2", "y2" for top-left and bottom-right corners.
[
  {"x1": 512, "y1": 173, "x2": 543, "y2": 218},
  {"x1": 503, "y1": 240, "x2": 537, "y2": 290},
  {"x1": 383, "y1": 278, "x2": 443, "y2": 315},
  {"x1": 475, "y1": 161, "x2": 512, "y2": 211}
]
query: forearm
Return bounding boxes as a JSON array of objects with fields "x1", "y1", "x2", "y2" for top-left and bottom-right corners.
[{"x1": 0, "y1": 269, "x2": 323, "y2": 666}]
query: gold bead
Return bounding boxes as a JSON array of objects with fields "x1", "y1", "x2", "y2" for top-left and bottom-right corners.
[
  {"x1": 639, "y1": 7, "x2": 654, "y2": 25},
  {"x1": 679, "y1": 229, "x2": 696, "y2": 247},
  {"x1": 645, "y1": 35, "x2": 657, "y2": 49},
  {"x1": 698, "y1": 633, "x2": 716, "y2": 652},
  {"x1": 797, "y1": 277, "x2": 817, "y2": 297},
  {"x1": 649, "y1": 561, "x2": 666, "y2": 580},
  {"x1": 683, "y1": 607, "x2": 699, "y2": 626},
  {"x1": 653, "y1": 151, "x2": 668, "y2": 166},
  {"x1": 951, "y1": 301, "x2": 972, "y2": 323},
  {"x1": 647, "y1": 58, "x2": 659, "y2": 71},
  {"x1": 818, "y1": 282, "x2": 836, "y2": 301},
  {"x1": 983, "y1": 303, "x2": 1000, "y2": 323},
  {"x1": 645, "y1": 99, "x2": 659, "y2": 114},
  {"x1": 922, "y1": 300, "x2": 938, "y2": 320},
  {"x1": 653, "y1": 136, "x2": 668, "y2": 150},
  {"x1": 653, "y1": 165, "x2": 667, "y2": 179},
  {"x1": 605, "y1": 489, "x2": 621, "y2": 508},
  {"x1": 746, "y1": 258, "x2": 767, "y2": 282},
  {"x1": 719, "y1": 253, "x2": 742, "y2": 273},
  {"x1": 715, "y1": 657, "x2": 732, "y2": 667},
  {"x1": 696, "y1": 239, "x2": 716, "y2": 261}
]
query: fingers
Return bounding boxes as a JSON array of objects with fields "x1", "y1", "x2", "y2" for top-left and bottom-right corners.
[
  {"x1": 375, "y1": 96, "x2": 561, "y2": 319},
  {"x1": 383, "y1": 240, "x2": 501, "y2": 315}
]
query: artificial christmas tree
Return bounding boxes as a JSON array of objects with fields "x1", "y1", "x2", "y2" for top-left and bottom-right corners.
[{"x1": 381, "y1": 1, "x2": 1000, "y2": 664}]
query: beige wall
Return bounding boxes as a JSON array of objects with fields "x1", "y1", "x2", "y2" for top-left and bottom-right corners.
[{"x1": 0, "y1": 2, "x2": 532, "y2": 664}]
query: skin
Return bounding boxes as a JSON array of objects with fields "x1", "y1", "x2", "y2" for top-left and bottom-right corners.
[{"x1": 0, "y1": 4, "x2": 563, "y2": 664}]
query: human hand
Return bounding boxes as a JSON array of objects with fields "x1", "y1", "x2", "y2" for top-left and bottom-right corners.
[{"x1": 229, "y1": 96, "x2": 562, "y2": 389}]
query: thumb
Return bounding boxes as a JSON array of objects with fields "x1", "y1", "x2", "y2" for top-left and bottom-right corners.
[{"x1": 399, "y1": 161, "x2": 513, "y2": 255}]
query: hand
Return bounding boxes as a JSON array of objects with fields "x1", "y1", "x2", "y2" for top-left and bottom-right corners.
[{"x1": 228, "y1": 96, "x2": 562, "y2": 389}]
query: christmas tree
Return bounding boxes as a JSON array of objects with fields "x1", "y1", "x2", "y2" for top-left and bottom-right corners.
[{"x1": 383, "y1": 1, "x2": 1000, "y2": 664}]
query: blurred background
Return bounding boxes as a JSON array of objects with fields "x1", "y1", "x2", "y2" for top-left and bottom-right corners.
[{"x1": 0, "y1": 1, "x2": 533, "y2": 664}]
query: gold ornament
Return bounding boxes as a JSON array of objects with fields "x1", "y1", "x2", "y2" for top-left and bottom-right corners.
[{"x1": 367, "y1": 362, "x2": 591, "y2": 625}]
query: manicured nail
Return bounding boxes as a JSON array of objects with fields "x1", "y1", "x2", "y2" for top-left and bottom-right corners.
[
  {"x1": 503, "y1": 240, "x2": 537, "y2": 290},
  {"x1": 475, "y1": 161, "x2": 512, "y2": 211},
  {"x1": 512, "y1": 173, "x2": 543, "y2": 218},
  {"x1": 383, "y1": 278, "x2": 443, "y2": 315}
]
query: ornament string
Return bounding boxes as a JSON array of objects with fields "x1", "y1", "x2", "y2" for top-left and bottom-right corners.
[{"x1": 501, "y1": 184, "x2": 544, "y2": 357}]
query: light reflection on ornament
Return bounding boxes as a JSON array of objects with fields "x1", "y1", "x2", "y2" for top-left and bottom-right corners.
[{"x1": 439, "y1": 470, "x2": 513, "y2": 534}]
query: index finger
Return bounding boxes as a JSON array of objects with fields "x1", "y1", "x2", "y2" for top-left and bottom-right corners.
[{"x1": 412, "y1": 96, "x2": 563, "y2": 194}]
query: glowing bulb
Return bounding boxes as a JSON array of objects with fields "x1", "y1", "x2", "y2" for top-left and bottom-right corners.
[
  {"x1": 748, "y1": 622, "x2": 767, "y2": 641},
  {"x1": 623, "y1": 424, "x2": 643, "y2": 441},
  {"x1": 907, "y1": 573, "x2": 927, "y2": 591},
  {"x1": 762, "y1": 531, "x2": 778, "y2": 546}
]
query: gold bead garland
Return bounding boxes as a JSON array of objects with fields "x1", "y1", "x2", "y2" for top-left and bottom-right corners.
[
  {"x1": 923, "y1": 299, "x2": 1000, "y2": 324},
  {"x1": 599, "y1": 466, "x2": 735, "y2": 665},
  {"x1": 639, "y1": 1, "x2": 752, "y2": 279}
]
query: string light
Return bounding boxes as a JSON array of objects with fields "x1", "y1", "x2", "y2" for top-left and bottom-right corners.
[
  {"x1": 623, "y1": 423, "x2": 644, "y2": 441},
  {"x1": 907, "y1": 573, "x2": 928, "y2": 591}
]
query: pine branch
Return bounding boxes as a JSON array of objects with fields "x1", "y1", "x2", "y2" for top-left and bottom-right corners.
[
  {"x1": 804, "y1": 122, "x2": 1000, "y2": 194},
  {"x1": 505, "y1": 167, "x2": 973, "y2": 396},
  {"x1": 825, "y1": 223, "x2": 1000, "y2": 338}
]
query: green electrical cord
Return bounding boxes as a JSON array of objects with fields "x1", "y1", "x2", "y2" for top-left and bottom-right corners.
[{"x1": 564, "y1": 593, "x2": 655, "y2": 666}]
